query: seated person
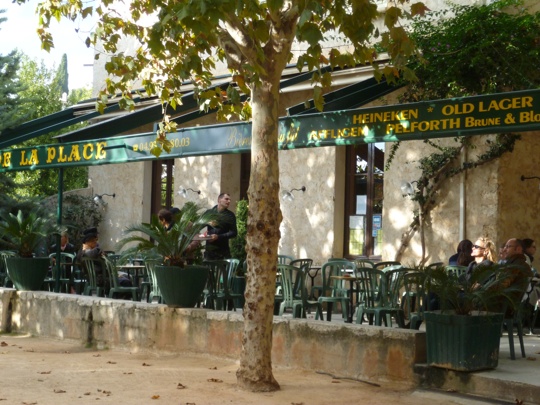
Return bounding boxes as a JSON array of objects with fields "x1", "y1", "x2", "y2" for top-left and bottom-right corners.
[
  {"x1": 76, "y1": 231, "x2": 109, "y2": 291},
  {"x1": 483, "y1": 238, "x2": 533, "y2": 316},
  {"x1": 448, "y1": 239, "x2": 473, "y2": 266}
]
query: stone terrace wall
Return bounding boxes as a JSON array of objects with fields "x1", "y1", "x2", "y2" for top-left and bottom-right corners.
[{"x1": 0, "y1": 289, "x2": 425, "y2": 388}]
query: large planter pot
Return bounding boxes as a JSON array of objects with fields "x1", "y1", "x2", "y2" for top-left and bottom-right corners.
[
  {"x1": 154, "y1": 265, "x2": 209, "y2": 307},
  {"x1": 5, "y1": 257, "x2": 50, "y2": 291},
  {"x1": 424, "y1": 310, "x2": 504, "y2": 371}
]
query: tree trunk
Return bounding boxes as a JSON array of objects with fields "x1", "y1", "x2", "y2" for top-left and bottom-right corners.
[{"x1": 236, "y1": 78, "x2": 282, "y2": 392}]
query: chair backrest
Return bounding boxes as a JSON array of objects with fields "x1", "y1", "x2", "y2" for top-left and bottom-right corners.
[
  {"x1": 402, "y1": 271, "x2": 428, "y2": 322},
  {"x1": 103, "y1": 257, "x2": 120, "y2": 289},
  {"x1": 81, "y1": 257, "x2": 98, "y2": 289},
  {"x1": 373, "y1": 261, "x2": 401, "y2": 271},
  {"x1": 355, "y1": 267, "x2": 387, "y2": 308},
  {"x1": 277, "y1": 264, "x2": 300, "y2": 305},
  {"x1": 225, "y1": 258, "x2": 240, "y2": 287},
  {"x1": 290, "y1": 259, "x2": 313, "y2": 295},
  {"x1": 385, "y1": 268, "x2": 409, "y2": 308},
  {"x1": 204, "y1": 260, "x2": 231, "y2": 295},
  {"x1": 445, "y1": 265, "x2": 468, "y2": 279},
  {"x1": 320, "y1": 260, "x2": 356, "y2": 295},
  {"x1": 277, "y1": 255, "x2": 294, "y2": 265},
  {"x1": 144, "y1": 259, "x2": 161, "y2": 296},
  {"x1": 354, "y1": 259, "x2": 375, "y2": 268},
  {"x1": 426, "y1": 261, "x2": 444, "y2": 270}
]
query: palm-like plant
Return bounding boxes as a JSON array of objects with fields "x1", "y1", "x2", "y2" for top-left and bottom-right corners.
[
  {"x1": 425, "y1": 264, "x2": 529, "y2": 315},
  {"x1": 116, "y1": 202, "x2": 219, "y2": 267},
  {"x1": 0, "y1": 210, "x2": 61, "y2": 258}
]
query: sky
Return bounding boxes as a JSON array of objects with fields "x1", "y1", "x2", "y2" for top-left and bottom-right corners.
[{"x1": 0, "y1": 1, "x2": 95, "y2": 90}]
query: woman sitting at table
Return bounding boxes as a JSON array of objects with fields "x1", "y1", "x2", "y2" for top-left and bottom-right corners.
[{"x1": 464, "y1": 237, "x2": 497, "y2": 285}]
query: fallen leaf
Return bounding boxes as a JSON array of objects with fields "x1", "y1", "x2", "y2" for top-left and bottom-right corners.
[
  {"x1": 208, "y1": 366, "x2": 217, "y2": 370},
  {"x1": 54, "y1": 389, "x2": 66, "y2": 393},
  {"x1": 186, "y1": 403, "x2": 196, "y2": 405},
  {"x1": 291, "y1": 403, "x2": 304, "y2": 405},
  {"x1": 107, "y1": 361, "x2": 117, "y2": 364},
  {"x1": 102, "y1": 390, "x2": 112, "y2": 395},
  {"x1": 177, "y1": 383, "x2": 186, "y2": 389},
  {"x1": 151, "y1": 395, "x2": 160, "y2": 399},
  {"x1": 207, "y1": 378, "x2": 223, "y2": 383},
  {"x1": 22, "y1": 402, "x2": 37, "y2": 405},
  {"x1": 526, "y1": 357, "x2": 537, "y2": 361},
  {"x1": 331, "y1": 380, "x2": 340, "y2": 384},
  {"x1": 123, "y1": 372, "x2": 133, "y2": 375},
  {"x1": 93, "y1": 354, "x2": 101, "y2": 357},
  {"x1": 0, "y1": 342, "x2": 7, "y2": 347},
  {"x1": 39, "y1": 371, "x2": 52, "y2": 374},
  {"x1": 142, "y1": 362, "x2": 151, "y2": 366},
  {"x1": 84, "y1": 392, "x2": 91, "y2": 396},
  {"x1": 63, "y1": 351, "x2": 71, "y2": 354}
]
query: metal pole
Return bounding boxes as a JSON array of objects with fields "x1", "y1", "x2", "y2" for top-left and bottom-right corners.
[{"x1": 54, "y1": 167, "x2": 64, "y2": 293}]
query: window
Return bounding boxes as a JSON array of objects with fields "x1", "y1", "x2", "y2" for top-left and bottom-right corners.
[
  {"x1": 151, "y1": 159, "x2": 174, "y2": 213},
  {"x1": 344, "y1": 143, "x2": 384, "y2": 258}
]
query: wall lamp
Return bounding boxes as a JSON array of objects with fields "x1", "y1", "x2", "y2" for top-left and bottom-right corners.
[
  {"x1": 178, "y1": 186, "x2": 201, "y2": 198},
  {"x1": 282, "y1": 186, "x2": 306, "y2": 201},
  {"x1": 93, "y1": 193, "x2": 116, "y2": 207},
  {"x1": 521, "y1": 175, "x2": 540, "y2": 189},
  {"x1": 400, "y1": 181, "x2": 418, "y2": 197}
]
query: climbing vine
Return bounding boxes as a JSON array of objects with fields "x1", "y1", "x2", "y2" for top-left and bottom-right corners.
[{"x1": 388, "y1": 0, "x2": 540, "y2": 262}]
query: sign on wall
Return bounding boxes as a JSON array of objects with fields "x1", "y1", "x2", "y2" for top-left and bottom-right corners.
[{"x1": 2, "y1": 89, "x2": 540, "y2": 172}]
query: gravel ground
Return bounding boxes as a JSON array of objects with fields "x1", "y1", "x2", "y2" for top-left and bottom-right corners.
[{"x1": 0, "y1": 334, "x2": 496, "y2": 405}]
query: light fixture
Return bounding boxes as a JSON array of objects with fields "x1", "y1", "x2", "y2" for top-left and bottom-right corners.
[
  {"x1": 93, "y1": 193, "x2": 116, "y2": 207},
  {"x1": 400, "y1": 181, "x2": 418, "y2": 197},
  {"x1": 282, "y1": 186, "x2": 306, "y2": 201},
  {"x1": 521, "y1": 175, "x2": 540, "y2": 189},
  {"x1": 178, "y1": 186, "x2": 201, "y2": 198}
]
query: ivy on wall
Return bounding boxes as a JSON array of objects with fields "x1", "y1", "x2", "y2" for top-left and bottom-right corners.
[{"x1": 388, "y1": 0, "x2": 540, "y2": 262}]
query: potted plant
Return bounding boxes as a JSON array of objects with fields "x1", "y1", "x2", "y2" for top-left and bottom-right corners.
[
  {"x1": 115, "y1": 202, "x2": 218, "y2": 307},
  {"x1": 0, "y1": 209, "x2": 61, "y2": 291},
  {"x1": 422, "y1": 264, "x2": 528, "y2": 371}
]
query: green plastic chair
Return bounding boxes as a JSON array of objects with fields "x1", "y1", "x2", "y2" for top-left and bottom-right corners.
[
  {"x1": 316, "y1": 260, "x2": 355, "y2": 321},
  {"x1": 445, "y1": 265, "x2": 468, "y2": 279},
  {"x1": 354, "y1": 258, "x2": 375, "y2": 268},
  {"x1": 104, "y1": 257, "x2": 140, "y2": 301},
  {"x1": 289, "y1": 258, "x2": 313, "y2": 298},
  {"x1": 277, "y1": 264, "x2": 302, "y2": 316},
  {"x1": 354, "y1": 267, "x2": 405, "y2": 327},
  {"x1": 46, "y1": 252, "x2": 74, "y2": 293},
  {"x1": 204, "y1": 259, "x2": 243, "y2": 311},
  {"x1": 373, "y1": 261, "x2": 401, "y2": 271},
  {"x1": 81, "y1": 257, "x2": 104, "y2": 297},
  {"x1": 143, "y1": 259, "x2": 162, "y2": 303},
  {"x1": 277, "y1": 254, "x2": 294, "y2": 265},
  {"x1": 401, "y1": 271, "x2": 428, "y2": 329}
]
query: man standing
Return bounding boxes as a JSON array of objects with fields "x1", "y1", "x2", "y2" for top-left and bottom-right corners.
[{"x1": 205, "y1": 193, "x2": 237, "y2": 260}]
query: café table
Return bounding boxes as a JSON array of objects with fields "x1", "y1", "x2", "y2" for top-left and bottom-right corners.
[{"x1": 330, "y1": 275, "x2": 362, "y2": 323}]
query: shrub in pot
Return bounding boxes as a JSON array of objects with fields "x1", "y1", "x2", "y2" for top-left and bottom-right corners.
[
  {"x1": 115, "y1": 202, "x2": 219, "y2": 307},
  {"x1": 0, "y1": 209, "x2": 61, "y2": 291},
  {"x1": 422, "y1": 263, "x2": 530, "y2": 371}
]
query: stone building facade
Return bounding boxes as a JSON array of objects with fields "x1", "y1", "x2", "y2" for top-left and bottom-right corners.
[{"x1": 87, "y1": 0, "x2": 540, "y2": 267}]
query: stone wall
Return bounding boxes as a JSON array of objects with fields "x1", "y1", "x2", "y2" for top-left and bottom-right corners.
[{"x1": 0, "y1": 289, "x2": 425, "y2": 389}]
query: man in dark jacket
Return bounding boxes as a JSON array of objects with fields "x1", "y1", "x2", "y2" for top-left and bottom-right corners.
[
  {"x1": 204, "y1": 193, "x2": 237, "y2": 260},
  {"x1": 485, "y1": 238, "x2": 532, "y2": 316}
]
